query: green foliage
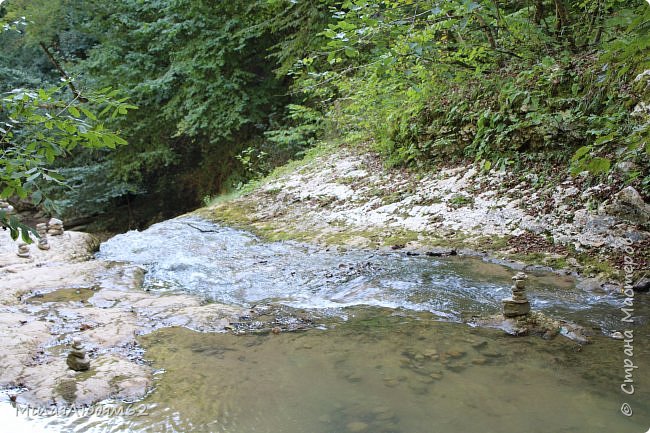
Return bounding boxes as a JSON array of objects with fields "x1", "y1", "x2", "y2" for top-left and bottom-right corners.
[
  {"x1": 4, "y1": 0, "x2": 649, "y2": 232},
  {"x1": 0, "y1": 84, "x2": 134, "y2": 199},
  {"x1": 264, "y1": 104, "x2": 325, "y2": 164},
  {"x1": 234, "y1": 146, "x2": 270, "y2": 185},
  {"x1": 0, "y1": 81, "x2": 134, "y2": 237},
  {"x1": 281, "y1": 0, "x2": 649, "y2": 192},
  {"x1": 39, "y1": 159, "x2": 145, "y2": 220},
  {"x1": 448, "y1": 194, "x2": 474, "y2": 208},
  {"x1": 0, "y1": 210, "x2": 37, "y2": 242},
  {"x1": 66, "y1": 0, "x2": 292, "y2": 211}
]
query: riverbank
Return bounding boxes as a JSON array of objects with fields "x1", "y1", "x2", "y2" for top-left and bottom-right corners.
[
  {"x1": 197, "y1": 142, "x2": 649, "y2": 289},
  {"x1": 0, "y1": 230, "x2": 242, "y2": 407}
]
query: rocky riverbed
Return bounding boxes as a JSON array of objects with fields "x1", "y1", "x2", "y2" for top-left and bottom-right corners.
[{"x1": 0, "y1": 215, "x2": 623, "y2": 411}]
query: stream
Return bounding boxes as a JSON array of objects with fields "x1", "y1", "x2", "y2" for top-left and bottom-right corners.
[{"x1": 3, "y1": 217, "x2": 649, "y2": 432}]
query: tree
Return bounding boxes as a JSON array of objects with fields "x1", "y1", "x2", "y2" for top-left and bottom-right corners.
[
  {"x1": 68, "y1": 0, "x2": 290, "y2": 214},
  {"x1": 0, "y1": 14, "x2": 135, "y2": 241}
]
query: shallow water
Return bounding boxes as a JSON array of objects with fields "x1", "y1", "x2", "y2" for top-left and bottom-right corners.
[
  {"x1": 143, "y1": 313, "x2": 650, "y2": 433},
  {"x1": 6, "y1": 310, "x2": 649, "y2": 432},
  {"x1": 97, "y1": 217, "x2": 623, "y2": 331},
  {"x1": 3, "y1": 217, "x2": 649, "y2": 432},
  {"x1": 25, "y1": 288, "x2": 96, "y2": 305}
]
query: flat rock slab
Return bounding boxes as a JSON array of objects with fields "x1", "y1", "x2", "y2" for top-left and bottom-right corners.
[{"x1": 0, "y1": 229, "x2": 241, "y2": 407}]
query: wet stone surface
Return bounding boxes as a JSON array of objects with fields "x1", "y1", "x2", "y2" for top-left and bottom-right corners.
[{"x1": 98, "y1": 217, "x2": 625, "y2": 333}]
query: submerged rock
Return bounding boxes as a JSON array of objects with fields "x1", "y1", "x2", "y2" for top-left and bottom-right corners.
[
  {"x1": 474, "y1": 311, "x2": 591, "y2": 344},
  {"x1": 346, "y1": 421, "x2": 369, "y2": 432},
  {"x1": 633, "y1": 276, "x2": 650, "y2": 292}
]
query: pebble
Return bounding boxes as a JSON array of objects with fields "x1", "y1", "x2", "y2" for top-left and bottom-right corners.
[
  {"x1": 423, "y1": 349, "x2": 438, "y2": 358},
  {"x1": 378, "y1": 422, "x2": 399, "y2": 432},
  {"x1": 408, "y1": 382, "x2": 429, "y2": 395},
  {"x1": 446, "y1": 349, "x2": 466, "y2": 359},
  {"x1": 471, "y1": 340, "x2": 488, "y2": 349},
  {"x1": 383, "y1": 378, "x2": 399, "y2": 387},
  {"x1": 346, "y1": 373, "x2": 362, "y2": 383},
  {"x1": 446, "y1": 362, "x2": 467, "y2": 372},
  {"x1": 372, "y1": 406, "x2": 392, "y2": 415},
  {"x1": 346, "y1": 421, "x2": 369, "y2": 432},
  {"x1": 375, "y1": 410, "x2": 396, "y2": 421},
  {"x1": 482, "y1": 350, "x2": 504, "y2": 358}
]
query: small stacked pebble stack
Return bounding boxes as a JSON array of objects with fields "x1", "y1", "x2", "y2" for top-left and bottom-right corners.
[
  {"x1": 66, "y1": 338, "x2": 91, "y2": 371},
  {"x1": 502, "y1": 272, "x2": 531, "y2": 318},
  {"x1": 47, "y1": 217, "x2": 65, "y2": 236},
  {"x1": 16, "y1": 242, "x2": 30, "y2": 258},
  {"x1": 0, "y1": 200, "x2": 15, "y2": 215},
  {"x1": 36, "y1": 223, "x2": 50, "y2": 250}
]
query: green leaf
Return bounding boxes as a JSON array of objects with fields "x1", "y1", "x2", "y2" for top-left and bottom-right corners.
[
  {"x1": 344, "y1": 47, "x2": 358, "y2": 58},
  {"x1": 587, "y1": 157, "x2": 611, "y2": 174},
  {"x1": 594, "y1": 133, "x2": 615, "y2": 146},
  {"x1": 482, "y1": 160, "x2": 492, "y2": 171},
  {"x1": 572, "y1": 146, "x2": 591, "y2": 161},
  {"x1": 68, "y1": 106, "x2": 81, "y2": 118},
  {"x1": 26, "y1": 172, "x2": 41, "y2": 183},
  {"x1": 79, "y1": 107, "x2": 97, "y2": 121},
  {"x1": 1, "y1": 186, "x2": 15, "y2": 198}
]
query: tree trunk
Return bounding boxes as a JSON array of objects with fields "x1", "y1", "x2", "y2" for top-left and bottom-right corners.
[
  {"x1": 534, "y1": 0, "x2": 544, "y2": 25},
  {"x1": 553, "y1": 0, "x2": 575, "y2": 49}
]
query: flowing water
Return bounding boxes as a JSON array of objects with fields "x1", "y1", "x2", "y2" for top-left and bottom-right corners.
[
  {"x1": 3, "y1": 217, "x2": 649, "y2": 432},
  {"x1": 96, "y1": 218, "x2": 623, "y2": 328}
]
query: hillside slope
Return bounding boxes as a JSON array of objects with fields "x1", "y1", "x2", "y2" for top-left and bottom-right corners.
[{"x1": 197, "y1": 143, "x2": 649, "y2": 288}]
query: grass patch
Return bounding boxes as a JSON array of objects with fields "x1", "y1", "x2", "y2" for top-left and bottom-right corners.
[
  {"x1": 382, "y1": 229, "x2": 420, "y2": 246},
  {"x1": 447, "y1": 194, "x2": 474, "y2": 208},
  {"x1": 382, "y1": 191, "x2": 406, "y2": 205},
  {"x1": 336, "y1": 176, "x2": 360, "y2": 185}
]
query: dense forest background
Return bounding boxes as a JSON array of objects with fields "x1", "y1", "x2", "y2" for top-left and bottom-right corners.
[{"x1": 1, "y1": 0, "x2": 649, "y2": 231}]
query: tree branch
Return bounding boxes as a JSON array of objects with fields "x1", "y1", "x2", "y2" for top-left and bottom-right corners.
[{"x1": 39, "y1": 42, "x2": 88, "y2": 103}]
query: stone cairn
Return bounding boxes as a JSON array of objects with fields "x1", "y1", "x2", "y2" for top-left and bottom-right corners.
[
  {"x1": 1, "y1": 201, "x2": 32, "y2": 258},
  {"x1": 66, "y1": 338, "x2": 90, "y2": 371},
  {"x1": 36, "y1": 223, "x2": 50, "y2": 250},
  {"x1": 16, "y1": 241, "x2": 30, "y2": 258},
  {"x1": 47, "y1": 218, "x2": 64, "y2": 236},
  {"x1": 502, "y1": 272, "x2": 531, "y2": 318},
  {"x1": 0, "y1": 200, "x2": 15, "y2": 215}
]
